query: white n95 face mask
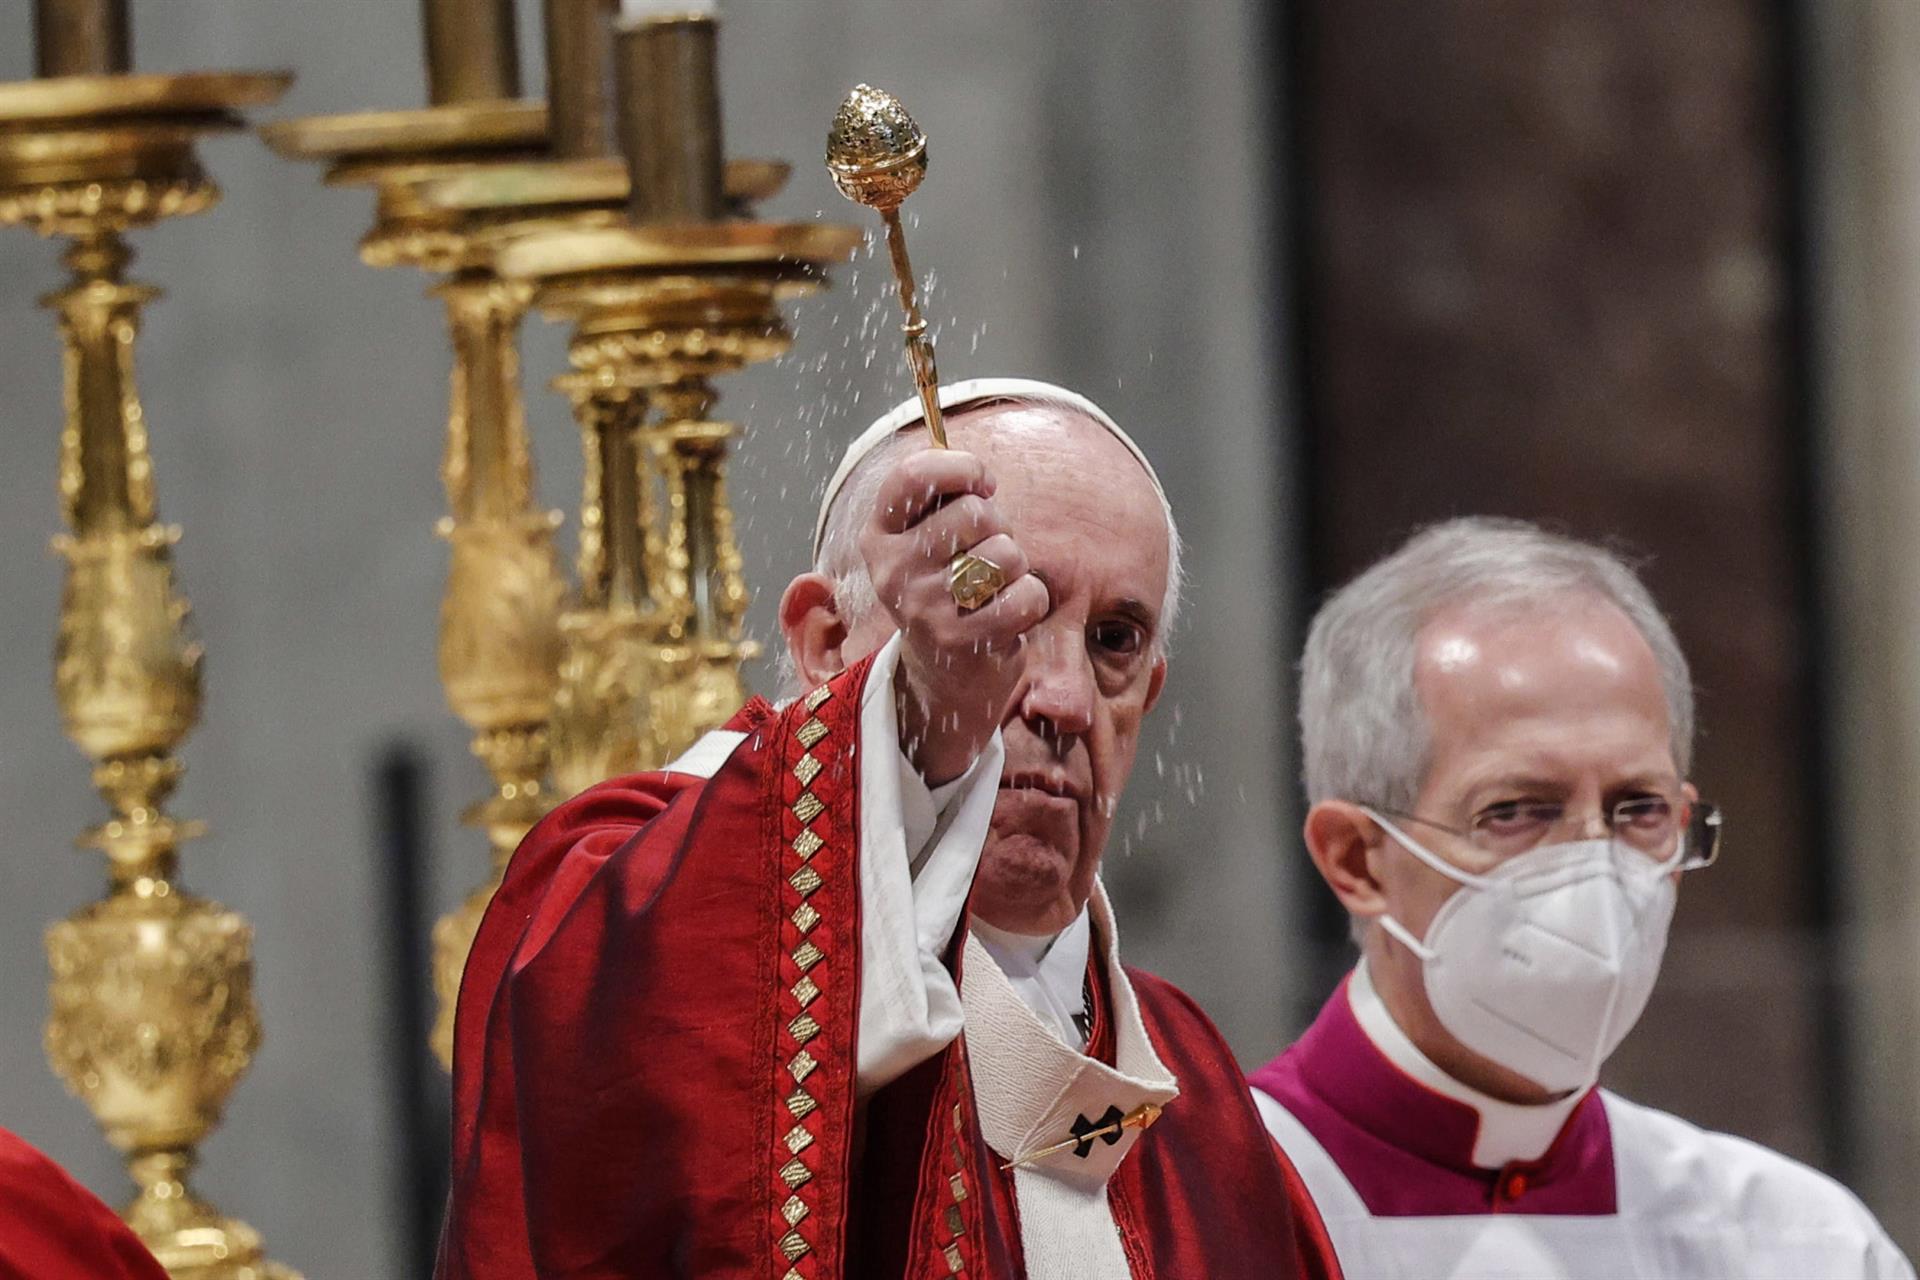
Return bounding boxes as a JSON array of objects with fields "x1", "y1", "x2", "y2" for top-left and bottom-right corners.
[{"x1": 1363, "y1": 807, "x2": 1680, "y2": 1094}]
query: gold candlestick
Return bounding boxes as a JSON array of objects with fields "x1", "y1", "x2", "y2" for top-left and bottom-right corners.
[
  {"x1": 0, "y1": 45, "x2": 296, "y2": 1277},
  {"x1": 497, "y1": 220, "x2": 859, "y2": 770},
  {"x1": 260, "y1": 0, "x2": 790, "y2": 1063},
  {"x1": 264, "y1": 120, "x2": 792, "y2": 1068},
  {"x1": 262, "y1": 100, "x2": 564, "y2": 1069},
  {"x1": 826, "y1": 85, "x2": 946, "y2": 447},
  {"x1": 426, "y1": 267, "x2": 571, "y2": 1068},
  {"x1": 485, "y1": 10, "x2": 859, "y2": 771}
]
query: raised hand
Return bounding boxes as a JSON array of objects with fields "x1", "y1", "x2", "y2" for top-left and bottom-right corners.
[{"x1": 859, "y1": 447, "x2": 1051, "y2": 784}]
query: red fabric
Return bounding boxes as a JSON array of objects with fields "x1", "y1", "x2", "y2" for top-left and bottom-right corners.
[
  {"x1": 1109, "y1": 970, "x2": 1339, "y2": 1280},
  {"x1": 441, "y1": 663, "x2": 931, "y2": 1279},
  {"x1": 439, "y1": 650, "x2": 1333, "y2": 1277},
  {"x1": 0, "y1": 1129, "x2": 167, "y2": 1280}
]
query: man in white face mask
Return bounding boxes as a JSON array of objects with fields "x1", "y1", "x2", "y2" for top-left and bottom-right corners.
[{"x1": 1250, "y1": 517, "x2": 1912, "y2": 1280}]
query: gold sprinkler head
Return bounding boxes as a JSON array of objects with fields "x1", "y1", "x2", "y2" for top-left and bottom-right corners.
[{"x1": 825, "y1": 84, "x2": 928, "y2": 212}]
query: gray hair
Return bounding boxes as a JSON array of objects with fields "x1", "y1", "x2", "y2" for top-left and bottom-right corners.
[
  {"x1": 784, "y1": 393, "x2": 1184, "y2": 691},
  {"x1": 1300, "y1": 516, "x2": 1694, "y2": 814}
]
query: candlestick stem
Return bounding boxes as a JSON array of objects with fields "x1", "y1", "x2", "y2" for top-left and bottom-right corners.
[
  {"x1": 549, "y1": 378, "x2": 660, "y2": 796},
  {"x1": 34, "y1": 0, "x2": 131, "y2": 78},
  {"x1": 423, "y1": 0, "x2": 521, "y2": 106},
  {"x1": 545, "y1": 0, "x2": 615, "y2": 159},
  {"x1": 427, "y1": 270, "x2": 567, "y2": 1069}
]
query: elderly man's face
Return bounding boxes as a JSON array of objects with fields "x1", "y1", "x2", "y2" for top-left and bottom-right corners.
[
  {"x1": 841, "y1": 405, "x2": 1171, "y2": 935},
  {"x1": 1366, "y1": 595, "x2": 1684, "y2": 1099}
]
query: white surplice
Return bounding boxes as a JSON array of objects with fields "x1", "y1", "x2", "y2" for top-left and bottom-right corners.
[{"x1": 1254, "y1": 963, "x2": 1915, "y2": 1280}]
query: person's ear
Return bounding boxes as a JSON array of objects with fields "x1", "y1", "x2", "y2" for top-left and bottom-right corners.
[
  {"x1": 1304, "y1": 801, "x2": 1391, "y2": 923},
  {"x1": 779, "y1": 573, "x2": 849, "y2": 686}
]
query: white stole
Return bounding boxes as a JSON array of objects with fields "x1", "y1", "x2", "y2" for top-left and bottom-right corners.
[{"x1": 960, "y1": 881, "x2": 1179, "y2": 1279}]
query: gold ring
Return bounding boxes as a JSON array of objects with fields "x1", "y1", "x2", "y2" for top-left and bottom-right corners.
[{"x1": 948, "y1": 551, "x2": 1007, "y2": 612}]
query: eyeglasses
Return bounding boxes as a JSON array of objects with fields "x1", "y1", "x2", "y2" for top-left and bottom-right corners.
[{"x1": 1371, "y1": 795, "x2": 1722, "y2": 871}]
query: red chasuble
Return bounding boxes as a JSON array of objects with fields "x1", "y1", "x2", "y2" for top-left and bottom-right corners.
[
  {"x1": 439, "y1": 654, "x2": 1338, "y2": 1279},
  {"x1": 0, "y1": 1128, "x2": 168, "y2": 1280}
]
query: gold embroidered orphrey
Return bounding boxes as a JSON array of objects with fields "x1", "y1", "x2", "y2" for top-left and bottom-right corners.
[
  {"x1": 940, "y1": 1101, "x2": 971, "y2": 1275},
  {"x1": 778, "y1": 682, "x2": 836, "y2": 1278}
]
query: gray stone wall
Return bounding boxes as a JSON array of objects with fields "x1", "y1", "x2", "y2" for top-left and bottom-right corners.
[{"x1": 0, "y1": 2, "x2": 1296, "y2": 1273}]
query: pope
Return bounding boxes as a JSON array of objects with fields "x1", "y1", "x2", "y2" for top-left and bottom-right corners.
[{"x1": 437, "y1": 378, "x2": 1338, "y2": 1279}]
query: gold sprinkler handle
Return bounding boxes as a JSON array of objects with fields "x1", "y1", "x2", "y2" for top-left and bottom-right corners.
[
  {"x1": 879, "y1": 207, "x2": 947, "y2": 448},
  {"x1": 827, "y1": 84, "x2": 948, "y2": 448}
]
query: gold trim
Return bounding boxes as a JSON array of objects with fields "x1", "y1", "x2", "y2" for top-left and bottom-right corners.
[
  {"x1": 408, "y1": 155, "x2": 792, "y2": 214},
  {"x1": 0, "y1": 71, "x2": 293, "y2": 124},
  {"x1": 494, "y1": 220, "x2": 860, "y2": 281},
  {"x1": 259, "y1": 100, "x2": 544, "y2": 162},
  {"x1": 803, "y1": 684, "x2": 834, "y2": 711},
  {"x1": 773, "y1": 708, "x2": 832, "y2": 1275}
]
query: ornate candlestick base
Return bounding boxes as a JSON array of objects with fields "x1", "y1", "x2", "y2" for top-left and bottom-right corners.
[{"x1": 0, "y1": 67, "x2": 297, "y2": 1279}]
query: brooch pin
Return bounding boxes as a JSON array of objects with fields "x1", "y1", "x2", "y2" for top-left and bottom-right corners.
[{"x1": 1001, "y1": 1102, "x2": 1163, "y2": 1170}]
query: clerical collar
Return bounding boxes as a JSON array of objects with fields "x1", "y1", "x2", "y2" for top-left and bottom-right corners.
[
  {"x1": 1348, "y1": 960, "x2": 1585, "y2": 1168},
  {"x1": 960, "y1": 881, "x2": 1179, "y2": 1276},
  {"x1": 1248, "y1": 970, "x2": 1619, "y2": 1217},
  {"x1": 970, "y1": 907, "x2": 1093, "y2": 1049}
]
